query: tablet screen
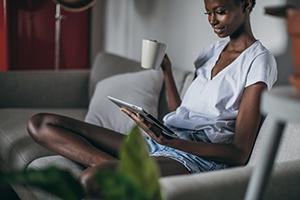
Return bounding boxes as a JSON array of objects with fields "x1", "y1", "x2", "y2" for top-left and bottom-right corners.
[{"x1": 108, "y1": 96, "x2": 178, "y2": 138}]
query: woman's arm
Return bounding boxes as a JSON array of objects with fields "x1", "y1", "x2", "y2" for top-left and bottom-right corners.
[
  {"x1": 161, "y1": 55, "x2": 182, "y2": 111},
  {"x1": 153, "y1": 82, "x2": 267, "y2": 166}
]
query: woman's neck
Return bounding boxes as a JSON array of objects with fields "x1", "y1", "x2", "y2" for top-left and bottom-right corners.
[
  {"x1": 228, "y1": 19, "x2": 256, "y2": 52},
  {"x1": 227, "y1": 35, "x2": 256, "y2": 52}
]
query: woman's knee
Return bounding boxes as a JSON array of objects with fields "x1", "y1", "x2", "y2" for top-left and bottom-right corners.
[
  {"x1": 27, "y1": 113, "x2": 54, "y2": 143},
  {"x1": 80, "y1": 162, "x2": 118, "y2": 184},
  {"x1": 80, "y1": 162, "x2": 118, "y2": 197},
  {"x1": 80, "y1": 167, "x2": 97, "y2": 190}
]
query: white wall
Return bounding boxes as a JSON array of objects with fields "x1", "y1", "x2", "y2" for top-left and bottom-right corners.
[{"x1": 101, "y1": 0, "x2": 291, "y2": 83}]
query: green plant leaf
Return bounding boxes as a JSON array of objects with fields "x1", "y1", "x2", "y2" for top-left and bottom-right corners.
[
  {"x1": 0, "y1": 125, "x2": 164, "y2": 200},
  {"x1": 96, "y1": 170, "x2": 148, "y2": 200},
  {"x1": 118, "y1": 125, "x2": 163, "y2": 200},
  {"x1": 0, "y1": 167, "x2": 84, "y2": 200}
]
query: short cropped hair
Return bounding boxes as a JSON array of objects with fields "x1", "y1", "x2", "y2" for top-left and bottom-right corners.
[{"x1": 235, "y1": 0, "x2": 256, "y2": 12}]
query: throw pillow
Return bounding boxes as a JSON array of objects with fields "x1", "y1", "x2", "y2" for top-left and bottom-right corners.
[
  {"x1": 85, "y1": 69, "x2": 164, "y2": 134},
  {"x1": 88, "y1": 53, "x2": 141, "y2": 99}
]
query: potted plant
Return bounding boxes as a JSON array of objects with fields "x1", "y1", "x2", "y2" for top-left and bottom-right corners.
[{"x1": 0, "y1": 126, "x2": 164, "y2": 200}]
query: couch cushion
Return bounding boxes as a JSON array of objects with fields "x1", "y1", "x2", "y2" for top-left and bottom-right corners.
[
  {"x1": 276, "y1": 123, "x2": 300, "y2": 162},
  {"x1": 248, "y1": 116, "x2": 300, "y2": 165},
  {"x1": 18, "y1": 155, "x2": 83, "y2": 200},
  {"x1": 85, "y1": 70, "x2": 164, "y2": 134},
  {"x1": 28, "y1": 155, "x2": 83, "y2": 177},
  {"x1": 0, "y1": 108, "x2": 87, "y2": 170},
  {"x1": 172, "y1": 68, "x2": 195, "y2": 98}
]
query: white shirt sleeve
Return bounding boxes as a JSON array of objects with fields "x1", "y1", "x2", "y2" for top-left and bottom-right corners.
[{"x1": 245, "y1": 52, "x2": 278, "y2": 90}]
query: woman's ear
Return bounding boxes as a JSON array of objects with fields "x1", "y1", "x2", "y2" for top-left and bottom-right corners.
[{"x1": 243, "y1": 0, "x2": 253, "y2": 12}]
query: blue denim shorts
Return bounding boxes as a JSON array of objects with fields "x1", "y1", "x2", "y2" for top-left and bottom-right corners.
[{"x1": 145, "y1": 126, "x2": 228, "y2": 174}]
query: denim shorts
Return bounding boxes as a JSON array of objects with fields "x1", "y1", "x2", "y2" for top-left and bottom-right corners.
[{"x1": 145, "y1": 126, "x2": 228, "y2": 174}]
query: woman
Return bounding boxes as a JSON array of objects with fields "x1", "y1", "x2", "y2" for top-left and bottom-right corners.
[{"x1": 27, "y1": 0, "x2": 277, "y2": 186}]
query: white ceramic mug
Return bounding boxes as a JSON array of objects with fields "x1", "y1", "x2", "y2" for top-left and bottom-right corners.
[{"x1": 141, "y1": 39, "x2": 167, "y2": 70}]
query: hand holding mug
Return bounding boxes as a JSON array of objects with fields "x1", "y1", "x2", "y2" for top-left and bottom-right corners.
[{"x1": 161, "y1": 54, "x2": 172, "y2": 73}]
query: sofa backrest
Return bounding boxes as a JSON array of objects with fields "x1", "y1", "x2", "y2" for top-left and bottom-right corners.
[
  {"x1": 0, "y1": 70, "x2": 89, "y2": 108},
  {"x1": 88, "y1": 53, "x2": 143, "y2": 99},
  {"x1": 248, "y1": 116, "x2": 300, "y2": 165}
]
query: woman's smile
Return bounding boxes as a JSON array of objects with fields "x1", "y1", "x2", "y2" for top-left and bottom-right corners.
[{"x1": 213, "y1": 26, "x2": 225, "y2": 35}]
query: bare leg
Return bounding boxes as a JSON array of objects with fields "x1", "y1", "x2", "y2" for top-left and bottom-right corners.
[
  {"x1": 27, "y1": 113, "x2": 126, "y2": 167},
  {"x1": 27, "y1": 113, "x2": 190, "y2": 196},
  {"x1": 80, "y1": 156, "x2": 189, "y2": 197}
]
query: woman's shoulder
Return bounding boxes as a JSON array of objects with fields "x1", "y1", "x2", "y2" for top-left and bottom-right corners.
[
  {"x1": 247, "y1": 40, "x2": 275, "y2": 60},
  {"x1": 245, "y1": 41, "x2": 278, "y2": 90},
  {"x1": 244, "y1": 41, "x2": 277, "y2": 70}
]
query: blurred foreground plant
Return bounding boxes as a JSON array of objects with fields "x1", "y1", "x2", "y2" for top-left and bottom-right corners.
[{"x1": 0, "y1": 125, "x2": 163, "y2": 200}]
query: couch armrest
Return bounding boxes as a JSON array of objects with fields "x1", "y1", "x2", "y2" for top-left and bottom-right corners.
[
  {"x1": 0, "y1": 70, "x2": 89, "y2": 108},
  {"x1": 160, "y1": 159, "x2": 300, "y2": 200}
]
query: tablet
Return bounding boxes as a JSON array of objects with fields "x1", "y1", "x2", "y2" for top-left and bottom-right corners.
[{"x1": 108, "y1": 96, "x2": 178, "y2": 139}]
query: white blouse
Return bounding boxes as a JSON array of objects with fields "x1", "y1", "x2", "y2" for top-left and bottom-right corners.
[{"x1": 164, "y1": 40, "x2": 277, "y2": 143}]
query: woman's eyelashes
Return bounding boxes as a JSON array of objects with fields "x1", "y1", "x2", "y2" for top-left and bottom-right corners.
[{"x1": 204, "y1": 8, "x2": 227, "y2": 16}]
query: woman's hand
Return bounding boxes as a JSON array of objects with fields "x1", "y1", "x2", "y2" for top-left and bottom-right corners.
[
  {"x1": 120, "y1": 108, "x2": 171, "y2": 145},
  {"x1": 160, "y1": 54, "x2": 181, "y2": 111},
  {"x1": 161, "y1": 54, "x2": 172, "y2": 73},
  {"x1": 120, "y1": 108, "x2": 151, "y2": 132}
]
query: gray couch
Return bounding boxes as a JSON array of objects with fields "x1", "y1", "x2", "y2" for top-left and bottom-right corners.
[{"x1": 1, "y1": 53, "x2": 300, "y2": 200}]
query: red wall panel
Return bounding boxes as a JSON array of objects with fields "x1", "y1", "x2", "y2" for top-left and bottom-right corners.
[{"x1": 9, "y1": 0, "x2": 90, "y2": 70}]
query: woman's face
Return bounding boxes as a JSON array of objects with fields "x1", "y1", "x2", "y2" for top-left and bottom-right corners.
[{"x1": 204, "y1": 0, "x2": 247, "y2": 38}]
